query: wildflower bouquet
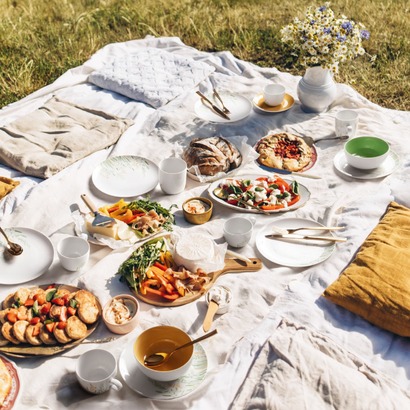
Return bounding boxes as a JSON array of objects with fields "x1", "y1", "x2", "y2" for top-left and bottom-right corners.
[{"x1": 281, "y1": 2, "x2": 370, "y2": 73}]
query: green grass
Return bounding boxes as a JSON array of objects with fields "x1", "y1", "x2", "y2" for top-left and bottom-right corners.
[{"x1": 0, "y1": 0, "x2": 409, "y2": 110}]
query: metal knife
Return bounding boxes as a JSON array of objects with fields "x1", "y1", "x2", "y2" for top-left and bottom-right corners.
[
  {"x1": 196, "y1": 91, "x2": 230, "y2": 120},
  {"x1": 265, "y1": 233, "x2": 347, "y2": 242},
  {"x1": 262, "y1": 167, "x2": 321, "y2": 180}
]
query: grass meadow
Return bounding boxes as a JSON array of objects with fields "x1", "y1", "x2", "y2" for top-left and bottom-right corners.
[{"x1": 0, "y1": 0, "x2": 409, "y2": 110}]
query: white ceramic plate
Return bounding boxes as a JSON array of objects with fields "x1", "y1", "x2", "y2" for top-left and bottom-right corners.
[
  {"x1": 194, "y1": 93, "x2": 252, "y2": 123},
  {"x1": 0, "y1": 228, "x2": 54, "y2": 285},
  {"x1": 92, "y1": 156, "x2": 159, "y2": 197},
  {"x1": 255, "y1": 218, "x2": 336, "y2": 267},
  {"x1": 119, "y1": 339, "x2": 207, "y2": 400},
  {"x1": 208, "y1": 174, "x2": 310, "y2": 214},
  {"x1": 0, "y1": 355, "x2": 21, "y2": 410},
  {"x1": 252, "y1": 93, "x2": 295, "y2": 114},
  {"x1": 333, "y1": 150, "x2": 400, "y2": 180}
]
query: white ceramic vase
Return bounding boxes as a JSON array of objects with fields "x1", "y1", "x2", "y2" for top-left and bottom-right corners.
[{"x1": 297, "y1": 66, "x2": 337, "y2": 113}]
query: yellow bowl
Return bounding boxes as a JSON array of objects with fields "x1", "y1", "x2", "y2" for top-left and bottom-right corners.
[
  {"x1": 182, "y1": 197, "x2": 213, "y2": 225},
  {"x1": 133, "y1": 325, "x2": 194, "y2": 381}
]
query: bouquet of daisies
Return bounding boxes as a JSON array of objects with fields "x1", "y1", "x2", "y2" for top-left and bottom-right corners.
[{"x1": 280, "y1": 2, "x2": 370, "y2": 73}]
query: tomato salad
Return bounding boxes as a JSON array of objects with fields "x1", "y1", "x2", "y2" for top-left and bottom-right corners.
[{"x1": 213, "y1": 175, "x2": 300, "y2": 211}]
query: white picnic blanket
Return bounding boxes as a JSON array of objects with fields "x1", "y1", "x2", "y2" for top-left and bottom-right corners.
[
  {"x1": 229, "y1": 319, "x2": 410, "y2": 410},
  {"x1": 0, "y1": 36, "x2": 410, "y2": 410}
]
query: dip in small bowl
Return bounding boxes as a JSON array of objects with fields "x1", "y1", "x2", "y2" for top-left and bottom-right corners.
[
  {"x1": 102, "y1": 294, "x2": 139, "y2": 334},
  {"x1": 182, "y1": 197, "x2": 213, "y2": 225}
]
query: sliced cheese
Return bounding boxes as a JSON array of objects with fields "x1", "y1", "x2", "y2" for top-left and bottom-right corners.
[
  {"x1": 85, "y1": 217, "x2": 119, "y2": 239},
  {"x1": 173, "y1": 233, "x2": 214, "y2": 272}
]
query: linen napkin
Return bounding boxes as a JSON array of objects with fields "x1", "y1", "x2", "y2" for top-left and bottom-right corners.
[
  {"x1": 88, "y1": 47, "x2": 215, "y2": 108},
  {"x1": 0, "y1": 97, "x2": 133, "y2": 179},
  {"x1": 0, "y1": 176, "x2": 20, "y2": 200},
  {"x1": 323, "y1": 201, "x2": 410, "y2": 336}
]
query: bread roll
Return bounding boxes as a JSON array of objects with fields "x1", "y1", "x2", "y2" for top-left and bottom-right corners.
[{"x1": 183, "y1": 137, "x2": 242, "y2": 176}]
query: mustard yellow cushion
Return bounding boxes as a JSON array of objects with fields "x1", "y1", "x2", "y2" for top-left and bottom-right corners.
[
  {"x1": 0, "y1": 176, "x2": 19, "y2": 200},
  {"x1": 323, "y1": 201, "x2": 410, "y2": 337}
]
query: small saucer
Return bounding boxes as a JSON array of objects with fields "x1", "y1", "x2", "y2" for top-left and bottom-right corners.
[
  {"x1": 119, "y1": 339, "x2": 207, "y2": 400},
  {"x1": 253, "y1": 93, "x2": 295, "y2": 113},
  {"x1": 333, "y1": 150, "x2": 400, "y2": 179}
]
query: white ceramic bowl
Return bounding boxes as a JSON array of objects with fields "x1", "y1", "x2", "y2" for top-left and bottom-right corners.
[
  {"x1": 344, "y1": 136, "x2": 390, "y2": 170},
  {"x1": 133, "y1": 325, "x2": 193, "y2": 382},
  {"x1": 102, "y1": 294, "x2": 139, "y2": 335},
  {"x1": 57, "y1": 236, "x2": 90, "y2": 271}
]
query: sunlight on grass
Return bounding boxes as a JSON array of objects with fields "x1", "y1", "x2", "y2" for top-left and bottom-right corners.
[{"x1": 0, "y1": 0, "x2": 408, "y2": 110}]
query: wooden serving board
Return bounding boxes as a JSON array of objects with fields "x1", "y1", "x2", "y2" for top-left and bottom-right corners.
[
  {"x1": 0, "y1": 284, "x2": 102, "y2": 358},
  {"x1": 134, "y1": 257, "x2": 262, "y2": 307}
]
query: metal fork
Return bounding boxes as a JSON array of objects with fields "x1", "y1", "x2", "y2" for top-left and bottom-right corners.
[{"x1": 272, "y1": 226, "x2": 343, "y2": 235}]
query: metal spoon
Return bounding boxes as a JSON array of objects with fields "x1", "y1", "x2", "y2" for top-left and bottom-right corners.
[
  {"x1": 144, "y1": 329, "x2": 218, "y2": 367},
  {"x1": 302, "y1": 134, "x2": 349, "y2": 146},
  {"x1": 0, "y1": 227, "x2": 23, "y2": 256}
]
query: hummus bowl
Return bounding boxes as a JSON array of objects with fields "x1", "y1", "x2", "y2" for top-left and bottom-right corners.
[{"x1": 102, "y1": 294, "x2": 139, "y2": 334}]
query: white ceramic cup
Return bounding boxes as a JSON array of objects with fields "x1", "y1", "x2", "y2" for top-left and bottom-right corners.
[
  {"x1": 335, "y1": 109, "x2": 359, "y2": 138},
  {"x1": 76, "y1": 349, "x2": 123, "y2": 394},
  {"x1": 159, "y1": 157, "x2": 187, "y2": 195},
  {"x1": 223, "y1": 217, "x2": 256, "y2": 248},
  {"x1": 57, "y1": 236, "x2": 90, "y2": 271},
  {"x1": 263, "y1": 84, "x2": 286, "y2": 106}
]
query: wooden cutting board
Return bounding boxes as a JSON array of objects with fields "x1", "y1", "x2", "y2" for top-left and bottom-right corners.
[{"x1": 134, "y1": 257, "x2": 262, "y2": 307}]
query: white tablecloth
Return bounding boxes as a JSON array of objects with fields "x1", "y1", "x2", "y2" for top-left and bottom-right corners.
[{"x1": 1, "y1": 36, "x2": 410, "y2": 409}]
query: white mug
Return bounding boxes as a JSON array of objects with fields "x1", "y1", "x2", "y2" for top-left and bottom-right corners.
[
  {"x1": 223, "y1": 217, "x2": 256, "y2": 248},
  {"x1": 335, "y1": 109, "x2": 358, "y2": 138},
  {"x1": 76, "y1": 349, "x2": 123, "y2": 394},
  {"x1": 159, "y1": 157, "x2": 187, "y2": 195},
  {"x1": 263, "y1": 84, "x2": 286, "y2": 106},
  {"x1": 57, "y1": 236, "x2": 90, "y2": 271}
]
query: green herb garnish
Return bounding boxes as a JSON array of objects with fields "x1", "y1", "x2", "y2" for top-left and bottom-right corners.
[
  {"x1": 117, "y1": 237, "x2": 166, "y2": 292},
  {"x1": 127, "y1": 198, "x2": 176, "y2": 232}
]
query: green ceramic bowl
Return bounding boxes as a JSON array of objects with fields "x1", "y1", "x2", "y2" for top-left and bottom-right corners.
[{"x1": 344, "y1": 136, "x2": 390, "y2": 169}]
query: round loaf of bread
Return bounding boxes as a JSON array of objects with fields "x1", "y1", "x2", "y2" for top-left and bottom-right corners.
[{"x1": 183, "y1": 137, "x2": 242, "y2": 176}]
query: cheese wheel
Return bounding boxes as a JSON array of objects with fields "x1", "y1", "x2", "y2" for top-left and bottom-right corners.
[{"x1": 173, "y1": 234, "x2": 214, "y2": 272}]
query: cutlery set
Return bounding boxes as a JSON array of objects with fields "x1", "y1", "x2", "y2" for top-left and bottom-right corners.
[
  {"x1": 196, "y1": 90, "x2": 231, "y2": 120},
  {"x1": 266, "y1": 226, "x2": 346, "y2": 243}
]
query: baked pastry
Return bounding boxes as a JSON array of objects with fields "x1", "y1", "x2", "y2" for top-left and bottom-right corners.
[
  {"x1": 66, "y1": 316, "x2": 87, "y2": 340},
  {"x1": 183, "y1": 137, "x2": 242, "y2": 176},
  {"x1": 256, "y1": 132, "x2": 313, "y2": 172},
  {"x1": 12, "y1": 320, "x2": 29, "y2": 343},
  {"x1": 0, "y1": 357, "x2": 12, "y2": 407}
]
